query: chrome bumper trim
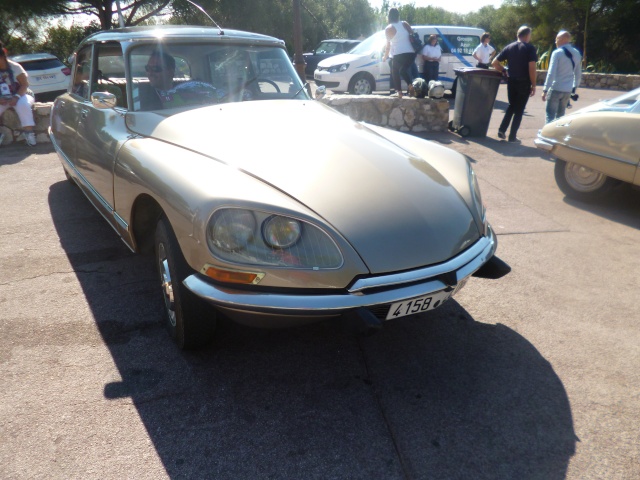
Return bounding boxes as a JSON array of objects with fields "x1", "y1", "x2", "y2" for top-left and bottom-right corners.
[
  {"x1": 183, "y1": 227, "x2": 497, "y2": 316},
  {"x1": 349, "y1": 230, "x2": 495, "y2": 293},
  {"x1": 534, "y1": 137, "x2": 554, "y2": 152}
]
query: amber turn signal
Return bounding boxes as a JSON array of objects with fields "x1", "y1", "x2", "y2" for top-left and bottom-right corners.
[{"x1": 202, "y1": 265, "x2": 265, "y2": 285}]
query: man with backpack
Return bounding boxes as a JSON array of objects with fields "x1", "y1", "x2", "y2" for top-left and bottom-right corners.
[{"x1": 542, "y1": 30, "x2": 582, "y2": 124}]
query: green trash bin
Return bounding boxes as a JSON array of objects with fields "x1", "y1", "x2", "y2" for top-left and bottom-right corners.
[{"x1": 449, "y1": 68, "x2": 503, "y2": 137}]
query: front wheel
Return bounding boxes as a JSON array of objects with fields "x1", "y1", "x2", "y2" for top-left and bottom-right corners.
[
  {"x1": 554, "y1": 159, "x2": 617, "y2": 201},
  {"x1": 155, "y1": 216, "x2": 216, "y2": 349},
  {"x1": 348, "y1": 73, "x2": 374, "y2": 95}
]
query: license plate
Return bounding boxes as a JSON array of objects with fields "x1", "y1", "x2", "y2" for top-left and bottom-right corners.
[
  {"x1": 35, "y1": 74, "x2": 57, "y2": 81},
  {"x1": 314, "y1": 74, "x2": 322, "y2": 80},
  {"x1": 385, "y1": 290, "x2": 451, "y2": 320}
]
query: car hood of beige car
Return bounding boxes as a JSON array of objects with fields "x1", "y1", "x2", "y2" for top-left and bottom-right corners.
[{"x1": 126, "y1": 100, "x2": 481, "y2": 273}]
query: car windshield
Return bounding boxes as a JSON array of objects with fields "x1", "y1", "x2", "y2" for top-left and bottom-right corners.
[
  {"x1": 349, "y1": 31, "x2": 385, "y2": 55},
  {"x1": 602, "y1": 88, "x2": 640, "y2": 113},
  {"x1": 315, "y1": 41, "x2": 341, "y2": 54},
  {"x1": 129, "y1": 42, "x2": 308, "y2": 112}
]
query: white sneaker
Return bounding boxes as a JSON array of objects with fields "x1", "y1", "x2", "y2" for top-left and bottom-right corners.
[{"x1": 25, "y1": 132, "x2": 36, "y2": 146}]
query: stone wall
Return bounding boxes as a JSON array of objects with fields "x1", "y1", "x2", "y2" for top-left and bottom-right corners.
[
  {"x1": 0, "y1": 102, "x2": 51, "y2": 146},
  {"x1": 536, "y1": 71, "x2": 640, "y2": 91},
  {"x1": 319, "y1": 94, "x2": 450, "y2": 133}
]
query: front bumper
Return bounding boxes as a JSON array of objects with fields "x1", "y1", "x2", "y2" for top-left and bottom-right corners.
[
  {"x1": 534, "y1": 136, "x2": 555, "y2": 152},
  {"x1": 183, "y1": 226, "x2": 500, "y2": 323}
]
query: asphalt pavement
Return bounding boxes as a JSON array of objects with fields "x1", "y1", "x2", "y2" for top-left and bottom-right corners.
[{"x1": 1, "y1": 85, "x2": 638, "y2": 479}]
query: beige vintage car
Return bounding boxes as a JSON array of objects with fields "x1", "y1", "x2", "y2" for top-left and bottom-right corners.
[
  {"x1": 535, "y1": 87, "x2": 640, "y2": 200},
  {"x1": 50, "y1": 26, "x2": 509, "y2": 349}
]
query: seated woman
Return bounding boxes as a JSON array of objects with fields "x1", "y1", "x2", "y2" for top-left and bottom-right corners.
[{"x1": 0, "y1": 40, "x2": 36, "y2": 146}]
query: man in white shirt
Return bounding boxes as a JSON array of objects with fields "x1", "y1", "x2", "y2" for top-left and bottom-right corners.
[{"x1": 473, "y1": 33, "x2": 495, "y2": 69}]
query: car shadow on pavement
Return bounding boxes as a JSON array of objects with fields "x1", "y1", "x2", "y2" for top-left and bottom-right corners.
[
  {"x1": 563, "y1": 184, "x2": 640, "y2": 229},
  {"x1": 48, "y1": 179, "x2": 577, "y2": 479}
]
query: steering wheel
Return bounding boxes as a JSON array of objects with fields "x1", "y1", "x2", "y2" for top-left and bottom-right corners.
[{"x1": 256, "y1": 79, "x2": 281, "y2": 93}]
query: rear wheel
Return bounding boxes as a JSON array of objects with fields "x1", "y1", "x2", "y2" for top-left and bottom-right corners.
[
  {"x1": 348, "y1": 73, "x2": 375, "y2": 95},
  {"x1": 155, "y1": 216, "x2": 216, "y2": 349},
  {"x1": 554, "y1": 159, "x2": 617, "y2": 201}
]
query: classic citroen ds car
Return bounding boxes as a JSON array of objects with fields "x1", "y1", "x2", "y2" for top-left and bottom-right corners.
[
  {"x1": 50, "y1": 26, "x2": 509, "y2": 349},
  {"x1": 536, "y1": 87, "x2": 640, "y2": 201}
]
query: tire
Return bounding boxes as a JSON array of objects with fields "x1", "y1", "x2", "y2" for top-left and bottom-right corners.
[
  {"x1": 348, "y1": 73, "x2": 374, "y2": 95},
  {"x1": 448, "y1": 120, "x2": 454, "y2": 131},
  {"x1": 155, "y1": 216, "x2": 216, "y2": 349},
  {"x1": 554, "y1": 159, "x2": 616, "y2": 201}
]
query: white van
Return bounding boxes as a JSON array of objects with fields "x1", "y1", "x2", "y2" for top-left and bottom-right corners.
[{"x1": 314, "y1": 26, "x2": 484, "y2": 94}]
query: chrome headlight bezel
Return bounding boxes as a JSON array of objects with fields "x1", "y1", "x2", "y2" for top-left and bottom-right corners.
[{"x1": 206, "y1": 207, "x2": 344, "y2": 269}]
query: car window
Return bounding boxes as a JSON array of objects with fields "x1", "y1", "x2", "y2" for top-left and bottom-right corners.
[
  {"x1": 71, "y1": 47, "x2": 92, "y2": 101},
  {"x1": 130, "y1": 43, "x2": 306, "y2": 112},
  {"x1": 94, "y1": 42, "x2": 127, "y2": 109},
  {"x1": 17, "y1": 58, "x2": 65, "y2": 71},
  {"x1": 315, "y1": 42, "x2": 340, "y2": 54},
  {"x1": 350, "y1": 31, "x2": 385, "y2": 55},
  {"x1": 604, "y1": 90, "x2": 640, "y2": 111}
]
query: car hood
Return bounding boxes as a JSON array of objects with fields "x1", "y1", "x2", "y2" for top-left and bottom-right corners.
[
  {"x1": 317, "y1": 53, "x2": 363, "y2": 68},
  {"x1": 126, "y1": 101, "x2": 480, "y2": 273}
]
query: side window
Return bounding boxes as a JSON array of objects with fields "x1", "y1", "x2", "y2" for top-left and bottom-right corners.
[
  {"x1": 71, "y1": 47, "x2": 92, "y2": 101},
  {"x1": 442, "y1": 35, "x2": 480, "y2": 56},
  {"x1": 95, "y1": 42, "x2": 127, "y2": 109}
]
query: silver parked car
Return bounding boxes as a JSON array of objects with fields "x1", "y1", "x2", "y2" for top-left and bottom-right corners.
[{"x1": 50, "y1": 25, "x2": 509, "y2": 349}]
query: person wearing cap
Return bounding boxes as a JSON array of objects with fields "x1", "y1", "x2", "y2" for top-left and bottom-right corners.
[
  {"x1": 0, "y1": 40, "x2": 37, "y2": 146},
  {"x1": 491, "y1": 26, "x2": 538, "y2": 143},
  {"x1": 542, "y1": 30, "x2": 582, "y2": 124}
]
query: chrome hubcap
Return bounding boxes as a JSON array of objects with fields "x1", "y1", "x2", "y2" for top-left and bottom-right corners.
[
  {"x1": 158, "y1": 243, "x2": 177, "y2": 327},
  {"x1": 565, "y1": 162, "x2": 607, "y2": 192}
]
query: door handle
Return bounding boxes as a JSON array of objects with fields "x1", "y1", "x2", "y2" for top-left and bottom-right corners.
[{"x1": 81, "y1": 109, "x2": 90, "y2": 118}]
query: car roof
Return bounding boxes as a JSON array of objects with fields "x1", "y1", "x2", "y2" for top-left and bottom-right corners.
[
  {"x1": 319, "y1": 39, "x2": 360, "y2": 43},
  {"x1": 78, "y1": 25, "x2": 284, "y2": 48},
  {"x1": 10, "y1": 53, "x2": 60, "y2": 63}
]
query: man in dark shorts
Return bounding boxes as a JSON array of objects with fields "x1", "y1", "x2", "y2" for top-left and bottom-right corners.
[{"x1": 491, "y1": 26, "x2": 538, "y2": 143}]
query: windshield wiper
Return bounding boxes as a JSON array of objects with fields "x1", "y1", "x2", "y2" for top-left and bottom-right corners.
[{"x1": 291, "y1": 82, "x2": 309, "y2": 99}]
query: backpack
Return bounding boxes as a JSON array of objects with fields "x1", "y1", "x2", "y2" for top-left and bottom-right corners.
[{"x1": 402, "y1": 22, "x2": 423, "y2": 53}]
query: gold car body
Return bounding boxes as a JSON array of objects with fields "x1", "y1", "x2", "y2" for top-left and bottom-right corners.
[
  {"x1": 49, "y1": 26, "x2": 502, "y2": 332},
  {"x1": 536, "y1": 88, "x2": 640, "y2": 187}
]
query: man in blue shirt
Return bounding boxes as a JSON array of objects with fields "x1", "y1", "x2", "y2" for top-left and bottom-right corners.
[
  {"x1": 542, "y1": 30, "x2": 582, "y2": 123},
  {"x1": 492, "y1": 26, "x2": 538, "y2": 143}
]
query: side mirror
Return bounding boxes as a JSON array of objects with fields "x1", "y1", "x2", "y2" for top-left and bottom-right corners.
[
  {"x1": 91, "y1": 91, "x2": 117, "y2": 109},
  {"x1": 315, "y1": 85, "x2": 326, "y2": 100}
]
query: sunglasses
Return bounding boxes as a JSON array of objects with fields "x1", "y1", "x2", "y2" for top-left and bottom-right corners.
[{"x1": 145, "y1": 65, "x2": 165, "y2": 73}]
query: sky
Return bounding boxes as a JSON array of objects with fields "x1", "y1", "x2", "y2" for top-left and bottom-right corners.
[{"x1": 369, "y1": 0, "x2": 505, "y2": 14}]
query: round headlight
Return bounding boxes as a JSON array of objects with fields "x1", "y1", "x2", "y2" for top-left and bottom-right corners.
[
  {"x1": 262, "y1": 216, "x2": 302, "y2": 249},
  {"x1": 209, "y1": 209, "x2": 256, "y2": 251}
]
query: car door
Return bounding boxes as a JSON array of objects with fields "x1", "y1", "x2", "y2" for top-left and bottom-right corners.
[
  {"x1": 51, "y1": 47, "x2": 93, "y2": 169},
  {"x1": 74, "y1": 42, "x2": 130, "y2": 221}
]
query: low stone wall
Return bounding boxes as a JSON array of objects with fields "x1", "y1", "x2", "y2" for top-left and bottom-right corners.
[
  {"x1": 0, "y1": 102, "x2": 51, "y2": 146},
  {"x1": 319, "y1": 94, "x2": 449, "y2": 133},
  {"x1": 536, "y1": 71, "x2": 640, "y2": 91}
]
